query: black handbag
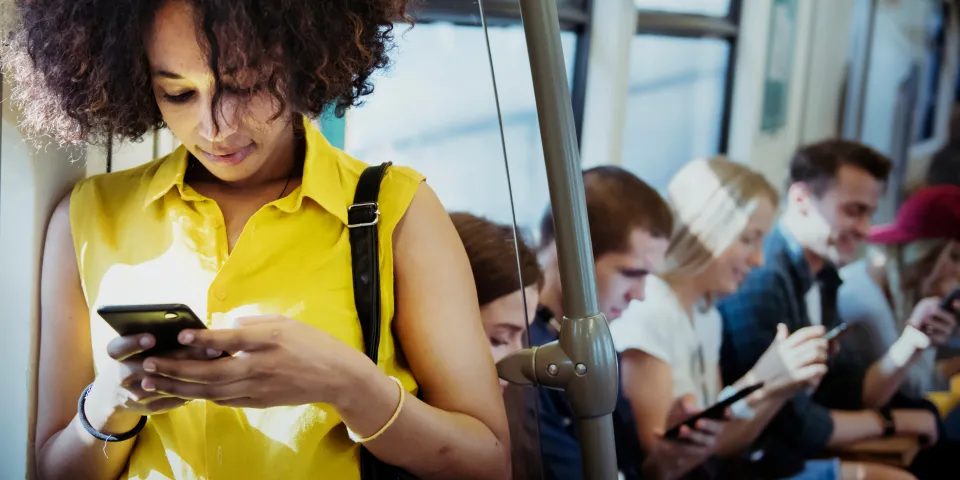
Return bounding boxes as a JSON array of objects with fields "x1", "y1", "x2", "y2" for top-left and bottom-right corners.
[{"x1": 347, "y1": 162, "x2": 418, "y2": 480}]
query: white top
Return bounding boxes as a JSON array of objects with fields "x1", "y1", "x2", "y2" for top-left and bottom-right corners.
[{"x1": 610, "y1": 275, "x2": 723, "y2": 409}]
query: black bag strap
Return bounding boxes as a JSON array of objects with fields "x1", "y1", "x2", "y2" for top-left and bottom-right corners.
[
  {"x1": 348, "y1": 162, "x2": 416, "y2": 480},
  {"x1": 349, "y1": 162, "x2": 391, "y2": 364}
]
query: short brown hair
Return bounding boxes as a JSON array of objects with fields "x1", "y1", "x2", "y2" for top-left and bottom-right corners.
[
  {"x1": 790, "y1": 139, "x2": 893, "y2": 196},
  {"x1": 451, "y1": 212, "x2": 543, "y2": 306},
  {"x1": 539, "y1": 166, "x2": 673, "y2": 258}
]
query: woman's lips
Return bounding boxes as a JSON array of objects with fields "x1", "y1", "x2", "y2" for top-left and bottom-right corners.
[{"x1": 202, "y1": 143, "x2": 254, "y2": 166}]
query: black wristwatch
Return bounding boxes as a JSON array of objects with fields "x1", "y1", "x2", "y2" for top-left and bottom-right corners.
[{"x1": 877, "y1": 406, "x2": 896, "y2": 437}]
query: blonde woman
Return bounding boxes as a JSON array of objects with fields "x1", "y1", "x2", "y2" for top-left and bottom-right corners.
[
  {"x1": 610, "y1": 158, "x2": 910, "y2": 479},
  {"x1": 838, "y1": 185, "x2": 960, "y2": 415}
]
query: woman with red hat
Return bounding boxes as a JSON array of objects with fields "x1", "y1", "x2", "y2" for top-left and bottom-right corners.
[{"x1": 838, "y1": 185, "x2": 960, "y2": 426}]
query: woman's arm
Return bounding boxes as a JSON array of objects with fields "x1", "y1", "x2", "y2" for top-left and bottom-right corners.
[
  {"x1": 336, "y1": 184, "x2": 510, "y2": 479},
  {"x1": 621, "y1": 349, "x2": 716, "y2": 479},
  {"x1": 36, "y1": 194, "x2": 138, "y2": 480}
]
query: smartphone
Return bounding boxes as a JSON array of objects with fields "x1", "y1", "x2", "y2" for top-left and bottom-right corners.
[
  {"x1": 940, "y1": 287, "x2": 960, "y2": 315},
  {"x1": 97, "y1": 303, "x2": 212, "y2": 356},
  {"x1": 824, "y1": 323, "x2": 849, "y2": 342},
  {"x1": 664, "y1": 382, "x2": 764, "y2": 439}
]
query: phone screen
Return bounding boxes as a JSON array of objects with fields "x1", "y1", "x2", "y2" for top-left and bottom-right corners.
[{"x1": 824, "y1": 323, "x2": 849, "y2": 342}]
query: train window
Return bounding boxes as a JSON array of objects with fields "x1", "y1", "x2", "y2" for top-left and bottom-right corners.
[
  {"x1": 344, "y1": 23, "x2": 578, "y2": 231},
  {"x1": 915, "y1": 3, "x2": 947, "y2": 143},
  {"x1": 634, "y1": 0, "x2": 730, "y2": 17},
  {"x1": 620, "y1": 35, "x2": 729, "y2": 190}
]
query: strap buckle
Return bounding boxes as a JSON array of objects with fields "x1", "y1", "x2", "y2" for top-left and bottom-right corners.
[{"x1": 348, "y1": 202, "x2": 380, "y2": 228}]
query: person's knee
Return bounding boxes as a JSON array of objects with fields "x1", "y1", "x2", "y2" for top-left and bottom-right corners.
[{"x1": 840, "y1": 461, "x2": 917, "y2": 480}]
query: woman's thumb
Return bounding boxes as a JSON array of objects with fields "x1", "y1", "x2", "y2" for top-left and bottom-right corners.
[{"x1": 776, "y1": 323, "x2": 789, "y2": 341}]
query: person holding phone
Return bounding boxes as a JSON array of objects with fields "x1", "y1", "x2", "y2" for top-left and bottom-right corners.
[
  {"x1": 610, "y1": 158, "x2": 858, "y2": 479},
  {"x1": 19, "y1": 1, "x2": 512, "y2": 479},
  {"x1": 838, "y1": 186, "x2": 960, "y2": 433},
  {"x1": 534, "y1": 166, "x2": 725, "y2": 480},
  {"x1": 718, "y1": 140, "x2": 946, "y2": 479}
]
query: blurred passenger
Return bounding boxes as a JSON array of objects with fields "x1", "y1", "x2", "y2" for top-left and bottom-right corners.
[
  {"x1": 838, "y1": 186, "x2": 960, "y2": 433},
  {"x1": 611, "y1": 157, "x2": 831, "y2": 479},
  {"x1": 719, "y1": 140, "x2": 948, "y2": 479},
  {"x1": 535, "y1": 166, "x2": 724, "y2": 480},
  {"x1": 20, "y1": 0, "x2": 510, "y2": 478},
  {"x1": 451, "y1": 212, "x2": 545, "y2": 480},
  {"x1": 451, "y1": 212, "x2": 542, "y2": 379},
  {"x1": 925, "y1": 106, "x2": 960, "y2": 188}
]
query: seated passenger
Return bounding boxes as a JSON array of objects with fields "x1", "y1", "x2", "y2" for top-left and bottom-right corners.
[
  {"x1": 22, "y1": 1, "x2": 510, "y2": 478},
  {"x1": 838, "y1": 185, "x2": 960, "y2": 430},
  {"x1": 719, "y1": 140, "x2": 947, "y2": 479},
  {"x1": 451, "y1": 212, "x2": 544, "y2": 480},
  {"x1": 611, "y1": 157, "x2": 832, "y2": 479},
  {"x1": 535, "y1": 166, "x2": 724, "y2": 480}
]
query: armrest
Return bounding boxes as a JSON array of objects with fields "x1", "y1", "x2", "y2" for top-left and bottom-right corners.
[{"x1": 828, "y1": 437, "x2": 921, "y2": 468}]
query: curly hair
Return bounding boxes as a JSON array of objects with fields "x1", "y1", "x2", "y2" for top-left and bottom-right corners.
[{"x1": 3, "y1": 0, "x2": 408, "y2": 145}]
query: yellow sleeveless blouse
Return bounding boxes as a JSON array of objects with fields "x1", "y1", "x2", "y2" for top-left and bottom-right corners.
[{"x1": 69, "y1": 120, "x2": 423, "y2": 479}]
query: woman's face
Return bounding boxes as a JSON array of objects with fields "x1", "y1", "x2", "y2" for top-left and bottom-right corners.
[
  {"x1": 480, "y1": 286, "x2": 539, "y2": 390},
  {"x1": 700, "y1": 198, "x2": 776, "y2": 295},
  {"x1": 145, "y1": 0, "x2": 294, "y2": 184},
  {"x1": 929, "y1": 240, "x2": 960, "y2": 297}
]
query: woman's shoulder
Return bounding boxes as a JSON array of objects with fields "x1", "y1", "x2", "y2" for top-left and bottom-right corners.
[
  {"x1": 70, "y1": 153, "x2": 174, "y2": 215},
  {"x1": 333, "y1": 151, "x2": 425, "y2": 231},
  {"x1": 335, "y1": 151, "x2": 424, "y2": 195}
]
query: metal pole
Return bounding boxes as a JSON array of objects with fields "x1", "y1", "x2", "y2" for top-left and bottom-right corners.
[{"x1": 497, "y1": 1, "x2": 620, "y2": 479}]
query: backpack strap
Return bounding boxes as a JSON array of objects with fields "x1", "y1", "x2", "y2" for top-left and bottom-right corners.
[{"x1": 348, "y1": 162, "x2": 416, "y2": 480}]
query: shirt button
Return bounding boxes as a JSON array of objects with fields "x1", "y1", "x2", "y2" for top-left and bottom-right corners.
[{"x1": 214, "y1": 288, "x2": 227, "y2": 301}]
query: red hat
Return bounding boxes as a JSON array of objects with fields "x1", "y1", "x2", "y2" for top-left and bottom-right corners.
[{"x1": 869, "y1": 185, "x2": 960, "y2": 244}]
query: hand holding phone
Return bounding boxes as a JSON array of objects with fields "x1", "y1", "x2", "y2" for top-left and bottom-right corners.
[
  {"x1": 939, "y1": 287, "x2": 960, "y2": 315},
  {"x1": 664, "y1": 383, "x2": 762, "y2": 439},
  {"x1": 86, "y1": 304, "x2": 224, "y2": 420}
]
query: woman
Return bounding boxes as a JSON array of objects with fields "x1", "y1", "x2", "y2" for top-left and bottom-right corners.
[
  {"x1": 611, "y1": 158, "x2": 912, "y2": 479},
  {"x1": 451, "y1": 212, "x2": 544, "y2": 480},
  {"x1": 13, "y1": 1, "x2": 509, "y2": 479},
  {"x1": 838, "y1": 185, "x2": 960, "y2": 413},
  {"x1": 451, "y1": 213, "x2": 541, "y2": 374}
]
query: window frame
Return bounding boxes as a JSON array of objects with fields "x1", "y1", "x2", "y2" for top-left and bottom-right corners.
[
  {"x1": 633, "y1": 0, "x2": 743, "y2": 154},
  {"x1": 410, "y1": 0, "x2": 592, "y2": 141}
]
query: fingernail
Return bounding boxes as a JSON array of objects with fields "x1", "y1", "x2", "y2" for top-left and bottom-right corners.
[
  {"x1": 180, "y1": 332, "x2": 195, "y2": 344},
  {"x1": 140, "y1": 335, "x2": 154, "y2": 348},
  {"x1": 207, "y1": 348, "x2": 220, "y2": 358},
  {"x1": 142, "y1": 379, "x2": 156, "y2": 391},
  {"x1": 143, "y1": 360, "x2": 156, "y2": 372}
]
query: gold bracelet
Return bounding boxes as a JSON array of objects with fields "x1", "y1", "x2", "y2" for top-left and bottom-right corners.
[{"x1": 347, "y1": 376, "x2": 406, "y2": 443}]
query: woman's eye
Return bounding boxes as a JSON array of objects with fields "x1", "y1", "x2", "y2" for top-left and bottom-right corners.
[
  {"x1": 489, "y1": 337, "x2": 508, "y2": 348},
  {"x1": 163, "y1": 91, "x2": 195, "y2": 104}
]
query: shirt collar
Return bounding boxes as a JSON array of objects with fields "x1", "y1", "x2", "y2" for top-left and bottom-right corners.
[
  {"x1": 143, "y1": 117, "x2": 349, "y2": 225},
  {"x1": 772, "y1": 221, "x2": 842, "y2": 293}
]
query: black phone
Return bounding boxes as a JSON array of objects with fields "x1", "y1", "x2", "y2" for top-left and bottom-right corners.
[
  {"x1": 97, "y1": 303, "x2": 212, "y2": 356},
  {"x1": 664, "y1": 382, "x2": 764, "y2": 439},
  {"x1": 940, "y1": 287, "x2": 960, "y2": 314},
  {"x1": 824, "y1": 323, "x2": 849, "y2": 342}
]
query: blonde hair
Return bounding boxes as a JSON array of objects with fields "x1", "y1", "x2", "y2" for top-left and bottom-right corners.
[
  {"x1": 663, "y1": 157, "x2": 779, "y2": 279},
  {"x1": 870, "y1": 239, "x2": 951, "y2": 329}
]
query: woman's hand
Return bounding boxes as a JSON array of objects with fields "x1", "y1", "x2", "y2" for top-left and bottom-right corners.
[
  {"x1": 86, "y1": 333, "x2": 219, "y2": 426},
  {"x1": 907, "y1": 297, "x2": 957, "y2": 348},
  {"x1": 748, "y1": 324, "x2": 828, "y2": 397},
  {"x1": 140, "y1": 315, "x2": 374, "y2": 409},
  {"x1": 644, "y1": 394, "x2": 726, "y2": 480}
]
